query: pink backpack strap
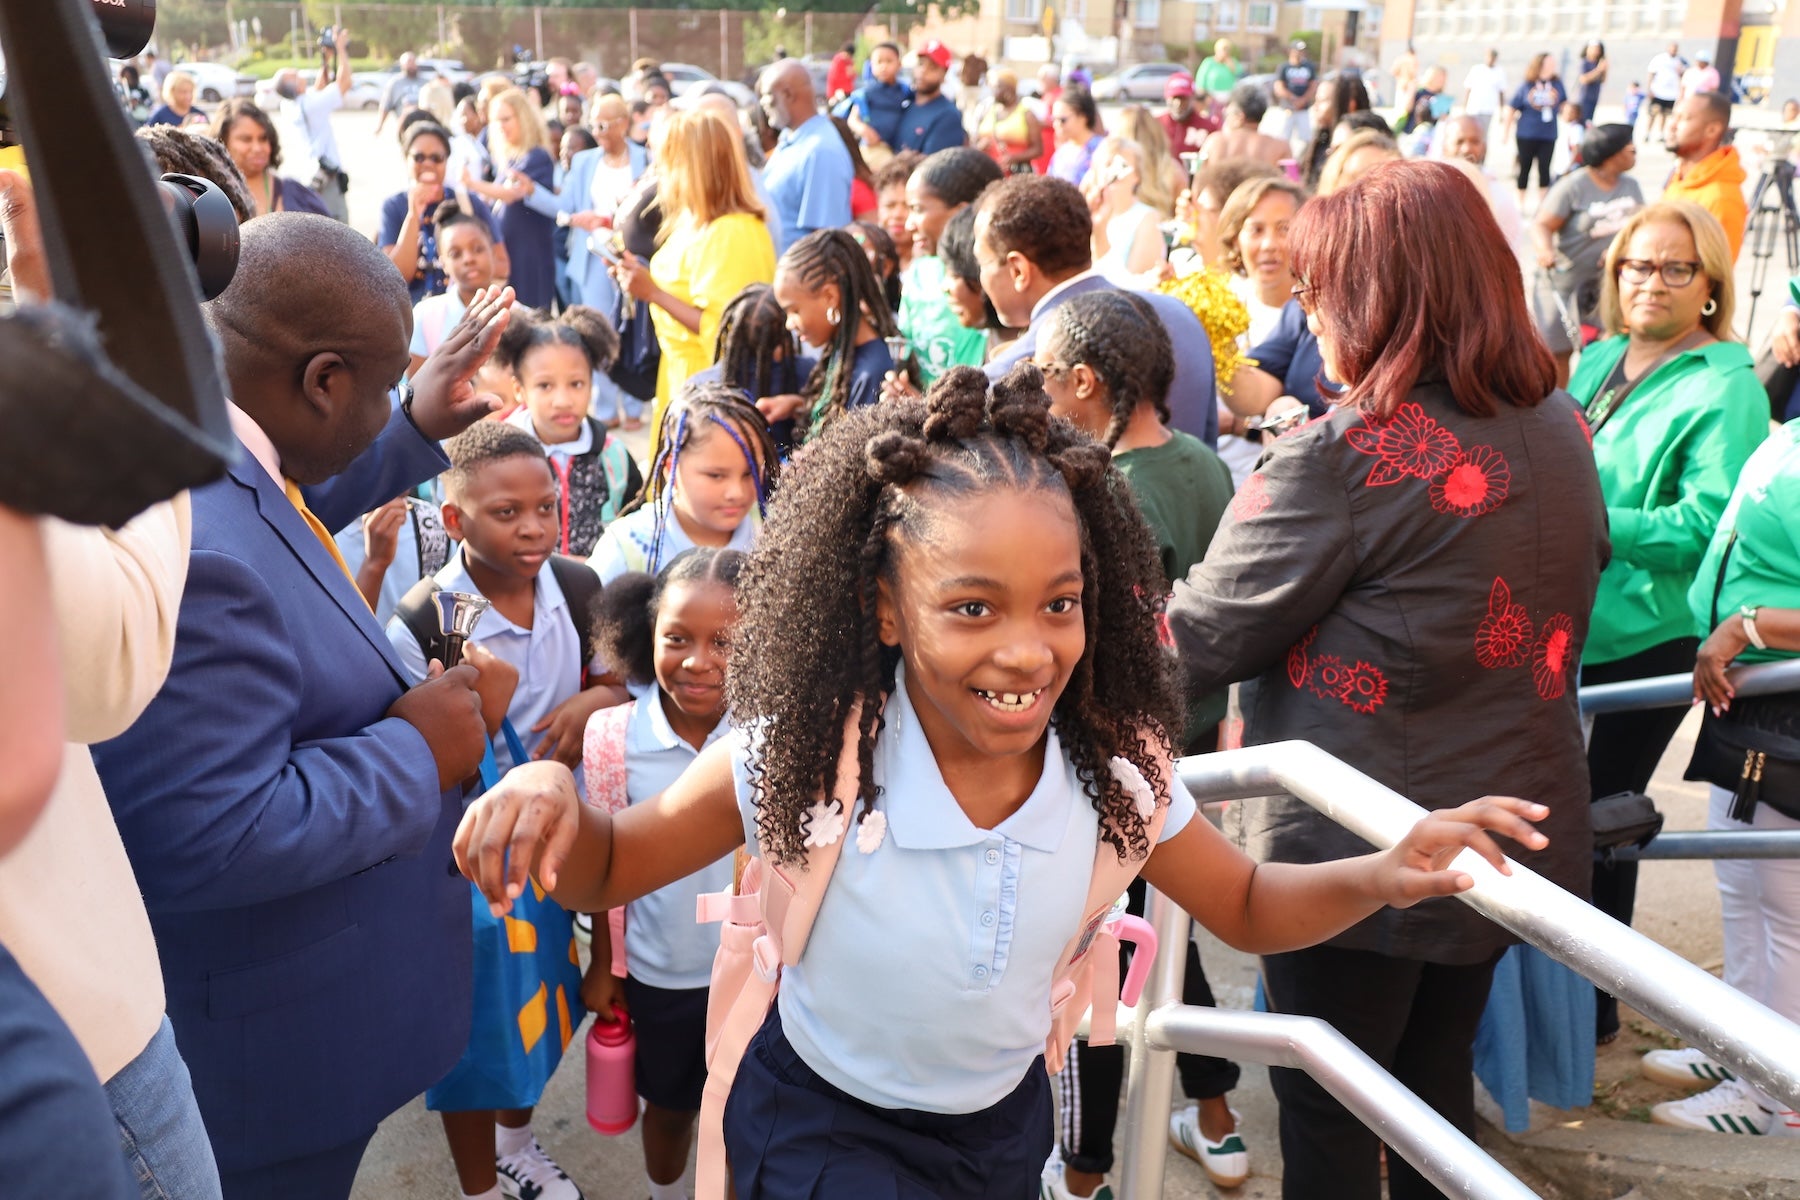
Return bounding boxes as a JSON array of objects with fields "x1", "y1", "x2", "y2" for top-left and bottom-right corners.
[
  {"x1": 694, "y1": 701, "x2": 865, "y2": 1200},
  {"x1": 580, "y1": 701, "x2": 636, "y2": 979},
  {"x1": 1043, "y1": 740, "x2": 1174, "y2": 1074}
]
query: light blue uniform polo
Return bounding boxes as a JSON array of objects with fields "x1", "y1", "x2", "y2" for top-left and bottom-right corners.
[
  {"x1": 730, "y1": 667, "x2": 1195, "y2": 1113},
  {"x1": 623, "y1": 697, "x2": 734, "y2": 990}
]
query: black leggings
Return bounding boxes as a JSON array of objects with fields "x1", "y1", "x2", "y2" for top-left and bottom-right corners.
[
  {"x1": 1580, "y1": 636, "x2": 1702, "y2": 1039},
  {"x1": 1516, "y1": 136, "x2": 1555, "y2": 189}
]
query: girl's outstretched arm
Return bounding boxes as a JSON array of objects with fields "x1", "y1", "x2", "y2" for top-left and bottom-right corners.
[
  {"x1": 1140, "y1": 795, "x2": 1549, "y2": 955},
  {"x1": 455, "y1": 737, "x2": 745, "y2": 917}
]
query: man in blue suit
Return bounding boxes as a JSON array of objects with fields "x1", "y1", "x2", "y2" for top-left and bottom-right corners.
[
  {"x1": 973, "y1": 174, "x2": 1219, "y2": 447},
  {"x1": 93, "y1": 216, "x2": 512, "y2": 1199}
]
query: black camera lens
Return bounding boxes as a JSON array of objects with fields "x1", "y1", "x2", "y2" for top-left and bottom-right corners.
[{"x1": 89, "y1": 0, "x2": 157, "y2": 61}]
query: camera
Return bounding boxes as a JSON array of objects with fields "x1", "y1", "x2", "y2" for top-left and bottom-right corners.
[{"x1": 318, "y1": 24, "x2": 338, "y2": 52}]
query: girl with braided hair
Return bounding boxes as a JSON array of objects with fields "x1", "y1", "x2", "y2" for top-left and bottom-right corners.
[
  {"x1": 688, "y1": 284, "x2": 815, "y2": 455},
  {"x1": 459, "y1": 364, "x2": 1554, "y2": 1198},
  {"x1": 760, "y1": 229, "x2": 909, "y2": 442},
  {"x1": 896, "y1": 147, "x2": 1004, "y2": 388},
  {"x1": 1033, "y1": 291, "x2": 1245, "y2": 1199},
  {"x1": 587, "y1": 381, "x2": 779, "y2": 585}
]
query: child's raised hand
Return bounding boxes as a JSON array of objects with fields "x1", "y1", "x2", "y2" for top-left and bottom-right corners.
[
  {"x1": 454, "y1": 759, "x2": 583, "y2": 915},
  {"x1": 1375, "y1": 796, "x2": 1549, "y2": 908},
  {"x1": 531, "y1": 684, "x2": 631, "y2": 768}
]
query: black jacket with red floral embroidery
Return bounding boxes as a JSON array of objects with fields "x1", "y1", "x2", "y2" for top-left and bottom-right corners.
[{"x1": 1168, "y1": 381, "x2": 1611, "y2": 963}]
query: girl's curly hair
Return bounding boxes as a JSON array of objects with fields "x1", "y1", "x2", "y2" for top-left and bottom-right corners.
[{"x1": 727, "y1": 362, "x2": 1180, "y2": 866}]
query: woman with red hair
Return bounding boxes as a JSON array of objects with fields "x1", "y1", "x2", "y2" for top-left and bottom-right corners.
[{"x1": 1166, "y1": 160, "x2": 1609, "y2": 1200}]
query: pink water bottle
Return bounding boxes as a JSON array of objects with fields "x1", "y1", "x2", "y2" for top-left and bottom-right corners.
[{"x1": 586, "y1": 1009, "x2": 638, "y2": 1135}]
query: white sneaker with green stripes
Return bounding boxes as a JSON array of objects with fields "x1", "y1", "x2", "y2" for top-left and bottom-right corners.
[
  {"x1": 1650, "y1": 1078, "x2": 1775, "y2": 1135},
  {"x1": 1641, "y1": 1046, "x2": 1736, "y2": 1090}
]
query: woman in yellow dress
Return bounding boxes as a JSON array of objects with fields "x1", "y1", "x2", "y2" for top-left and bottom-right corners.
[
  {"x1": 974, "y1": 69, "x2": 1043, "y2": 175},
  {"x1": 613, "y1": 109, "x2": 776, "y2": 441}
]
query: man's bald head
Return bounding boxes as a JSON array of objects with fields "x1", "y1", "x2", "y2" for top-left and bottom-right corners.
[
  {"x1": 1439, "y1": 115, "x2": 1487, "y2": 166},
  {"x1": 206, "y1": 214, "x2": 413, "y2": 483},
  {"x1": 758, "y1": 59, "x2": 814, "y2": 131}
]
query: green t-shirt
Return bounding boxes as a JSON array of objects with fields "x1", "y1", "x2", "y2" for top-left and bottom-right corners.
[
  {"x1": 1196, "y1": 57, "x2": 1242, "y2": 96},
  {"x1": 897, "y1": 255, "x2": 991, "y2": 387},
  {"x1": 1689, "y1": 419, "x2": 1800, "y2": 662},
  {"x1": 1116, "y1": 431, "x2": 1234, "y2": 746}
]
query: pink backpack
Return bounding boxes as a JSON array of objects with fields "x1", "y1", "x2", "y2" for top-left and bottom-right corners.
[
  {"x1": 691, "y1": 703, "x2": 1167, "y2": 1199},
  {"x1": 580, "y1": 701, "x2": 637, "y2": 980}
]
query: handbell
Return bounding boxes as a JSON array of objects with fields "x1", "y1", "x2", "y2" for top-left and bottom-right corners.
[{"x1": 431, "y1": 590, "x2": 491, "y2": 668}]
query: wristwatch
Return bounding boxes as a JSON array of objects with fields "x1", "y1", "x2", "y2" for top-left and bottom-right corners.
[
  {"x1": 397, "y1": 376, "x2": 420, "y2": 433},
  {"x1": 1741, "y1": 604, "x2": 1768, "y2": 650}
]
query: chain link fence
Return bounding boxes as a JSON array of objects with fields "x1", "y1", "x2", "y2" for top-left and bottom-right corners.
[{"x1": 154, "y1": 4, "x2": 866, "y2": 85}]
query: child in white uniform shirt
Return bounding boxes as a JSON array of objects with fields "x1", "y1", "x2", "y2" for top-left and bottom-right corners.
[
  {"x1": 580, "y1": 548, "x2": 745, "y2": 1200},
  {"x1": 588, "y1": 383, "x2": 778, "y2": 584},
  {"x1": 458, "y1": 367, "x2": 1549, "y2": 1197}
]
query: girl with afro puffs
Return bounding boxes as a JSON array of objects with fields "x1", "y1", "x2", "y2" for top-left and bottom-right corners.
[{"x1": 456, "y1": 364, "x2": 1550, "y2": 1197}]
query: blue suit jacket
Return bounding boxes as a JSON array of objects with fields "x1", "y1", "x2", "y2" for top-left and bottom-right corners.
[
  {"x1": 558, "y1": 142, "x2": 650, "y2": 315},
  {"x1": 986, "y1": 274, "x2": 1219, "y2": 447},
  {"x1": 91, "y1": 408, "x2": 470, "y2": 1174}
]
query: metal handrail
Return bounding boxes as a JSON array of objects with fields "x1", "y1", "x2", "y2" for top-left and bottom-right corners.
[
  {"x1": 1117, "y1": 887, "x2": 1539, "y2": 1200},
  {"x1": 1115, "y1": 742, "x2": 1800, "y2": 1198},
  {"x1": 1580, "y1": 655, "x2": 1800, "y2": 715}
]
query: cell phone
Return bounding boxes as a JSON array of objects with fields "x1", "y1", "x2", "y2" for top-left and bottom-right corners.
[{"x1": 593, "y1": 240, "x2": 622, "y2": 267}]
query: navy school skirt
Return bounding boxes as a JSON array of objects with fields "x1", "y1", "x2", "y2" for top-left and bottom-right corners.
[{"x1": 724, "y1": 1007, "x2": 1053, "y2": 1199}]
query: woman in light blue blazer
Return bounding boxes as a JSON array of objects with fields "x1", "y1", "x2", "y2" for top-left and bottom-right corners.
[{"x1": 556, "y1": 95, "x2": 652, "y2": 318}]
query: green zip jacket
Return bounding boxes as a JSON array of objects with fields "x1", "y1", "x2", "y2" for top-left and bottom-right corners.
[{"x1": 1569, "y1": 336, "x2": 1769, "y2": 665}]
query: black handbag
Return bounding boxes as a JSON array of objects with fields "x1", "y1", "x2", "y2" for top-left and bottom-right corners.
[
  {"x1": 1682, "y1": 528, "x2": 1800, "y2": 822},
  {"x1": 1685, "y1": 698, "x2": 1800, "y2": 823},
  {"x1": 1590, "y1": 791, "x2": 1664, "y2": 851}
]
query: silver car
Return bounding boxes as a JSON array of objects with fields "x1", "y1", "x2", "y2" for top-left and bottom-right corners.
[{"x1": 1089, "y1": 62, "x2": 1187, "y2": 102}]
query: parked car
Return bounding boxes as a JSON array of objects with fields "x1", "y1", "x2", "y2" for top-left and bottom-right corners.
[
  {"x1": 254, "y1": 71, "x2": 384, "y2": 111},
  {"x1": 1089, "y1": 61, "x2": 1186, "y2": 102},
  {"x1": 656, "y1": 61, "x2": 756, "y2": 108},
  {"x1": 172, "y1": 62, "x2": 256, "y2": 103}
]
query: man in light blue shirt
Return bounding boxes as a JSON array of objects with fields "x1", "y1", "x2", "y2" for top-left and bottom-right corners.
[{"x1": 759, "y1": 59, "x2": 853, "y2": 255}]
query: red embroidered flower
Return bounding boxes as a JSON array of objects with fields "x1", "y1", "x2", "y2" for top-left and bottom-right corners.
[
  {"x1": 1533, "y1": 613, "x2": 1575, "y2": 700},
  {"x1": 1308, "y1": 654, "x2": 1349, "y2": 701},
  {"x1": 1338, "y1": 661, "x2": 1389, "y2": 714},
  {"x1": 1474, "y1": 578, "x2": 1534, "y2": 669},
  {"x1": 1155, "y1": 610, "x2": 1175, "y2": 650},
  {"x1": 1573, "y1": 404, "x2": 1594, "y2": 449},
  {"x1": 1431, "y1": 445, "x2": 1512, "y2": 518},
  {"x1": 1233, "y1": 474, "x2": 1271, "y2": 521},
  {"x1": 1287, "y1": 625, "x2": 1319, "y2": 689},
  {"x1": 1345, "y1": 402, "x2": 1462, "y2": 487}
]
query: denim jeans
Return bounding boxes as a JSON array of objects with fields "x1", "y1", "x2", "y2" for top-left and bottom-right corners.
[{"x1": 105, "y1": 1017, "x2": 223, "y2": 1200}]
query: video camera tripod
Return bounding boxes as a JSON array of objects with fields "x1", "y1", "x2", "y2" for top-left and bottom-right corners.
[{"x1": 1744, "y1": 150, "x2": 1800, "y2": 337}]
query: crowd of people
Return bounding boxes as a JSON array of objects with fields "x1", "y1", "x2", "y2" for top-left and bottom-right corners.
[{"x1": 4, "y1": 25, "x2": 1800, "y2": 1200}]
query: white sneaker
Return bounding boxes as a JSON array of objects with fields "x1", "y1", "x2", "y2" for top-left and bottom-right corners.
[
  {"x1": 496, "y1": 1136, "x2": 584, "y2": 1200},
  {"x1": 1641, "y1": 1046, "x2": 1737, "y2": 1090},
  {"x1": 1169, "y1": 1102, "x2": 1249, "y2": 1188},
  {"x1": 1039, "y1": 1155, "x2": 1114, "y2": 1200},
  {"x1": 1650, "y1": 1078, "x2": 1775, "y2": 1135}
]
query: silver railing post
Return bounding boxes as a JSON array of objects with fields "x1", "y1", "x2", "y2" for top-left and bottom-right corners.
[
  {"x1": 1580, "y1": 656, "x2": 1800, "y2": 715},
  {"x1": 1115, "y1": 885, "x2": 1188, "y2": 1199},
  {"x1": 1176, "y1": 743, "x2": 1800, "y2": 1111}
]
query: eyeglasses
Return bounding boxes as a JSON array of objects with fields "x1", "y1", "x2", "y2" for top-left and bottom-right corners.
[
  {"x1": 1617, "y1": 259, "x2": 1702, "y2": 287},
  {"x1": 410, "y1": 152, "x2": 447, "y2": 165},
  {"x1": 1290, "y1": 281, "x2": 1316, "y2": 314}
]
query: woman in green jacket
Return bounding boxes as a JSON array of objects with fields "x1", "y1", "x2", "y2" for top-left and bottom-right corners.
[{"x1": 1568, "y1": 200, "x2": 1769, "y2": 1042}]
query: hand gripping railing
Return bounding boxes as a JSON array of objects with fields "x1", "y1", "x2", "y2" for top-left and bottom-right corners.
[{"x1": 1115, "y1": 741, "x2": 1800, "y2": 1200}]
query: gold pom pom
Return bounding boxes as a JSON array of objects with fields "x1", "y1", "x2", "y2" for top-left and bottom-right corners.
[{"x1": 1157, "y1": 267, "x2": 1255, "y2": 397}]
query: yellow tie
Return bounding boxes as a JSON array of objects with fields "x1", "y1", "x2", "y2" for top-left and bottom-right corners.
[{"x1": 284, "y1": 478, "x2": 371, "y2": 612}]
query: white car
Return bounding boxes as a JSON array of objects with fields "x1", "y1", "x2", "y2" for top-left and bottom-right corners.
[
  {"x1": 253, "y1": 72, "x2": 383, "y2": 111},
  {"x1": 172, "y1": 62, "x2": 256, "y2": 103},
  {"x1": 1089, "y1": 62, "x2": 1187, "y2": 102},
  {"x1": 656, "y1": 62, "x2": 756, "y2": 108}
]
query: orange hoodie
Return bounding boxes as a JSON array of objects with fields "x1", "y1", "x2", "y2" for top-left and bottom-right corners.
[{"x1": 1663, "y1": 145, "x2": 1748, "y2": 261}]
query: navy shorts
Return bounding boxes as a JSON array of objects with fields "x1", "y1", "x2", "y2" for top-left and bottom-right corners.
[
  {"x1": 623, "y1": 975, "x2": 710, "y2": 1112},
  {"x1": 724, "y1": 1007, "x2": 1053, "y2": 1198}
]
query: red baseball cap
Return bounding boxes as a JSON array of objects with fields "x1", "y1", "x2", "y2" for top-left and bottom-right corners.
[
  {"x1": 919, "y1": 39, "x2": 953, "y2": 69},
  {"x1": 1165, "y1": 72, "x2": 1196, "y2": 98}
]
